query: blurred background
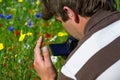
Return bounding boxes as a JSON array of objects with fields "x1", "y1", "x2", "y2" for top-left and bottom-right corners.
[{"x1": 0, "y1": 0, "x2": 120, "y2": 80}]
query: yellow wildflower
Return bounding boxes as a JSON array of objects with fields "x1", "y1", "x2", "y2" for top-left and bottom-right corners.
[
  {"x1": 25, "y1": 22, "x2": 27, "y2": 25},
  {"x1": 58, "y1": 32, "x2": 68, "y2": 37},
  {"x1": 18, "y1": 0, "x2": 23, "y2": 2},
  {"x1": 0, "y1": 0, "x2": 2, "y2": 2},
  {"x1": 15, "y1": 54, "x2": 17, "y2": 58},
  {"x1": 26, "y1": 32, "x2": 33, "y2": 37},
  {"x1": 33, "y1": 10, "x2": 36, "y2": 15},
  {"x1": 36, "y1": 0, "x2": 40, "y2": 5},
  {"x1": 19, "y1": 30, "x2": 26, "y2": 42},
  {"x1": 0, "y1": 43, "x2": 4, "y2": 50}
]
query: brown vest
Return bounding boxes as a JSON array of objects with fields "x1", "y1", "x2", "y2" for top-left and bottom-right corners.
[{"x1": 59, "y1": 10, "x2": 120, "y2": 80}]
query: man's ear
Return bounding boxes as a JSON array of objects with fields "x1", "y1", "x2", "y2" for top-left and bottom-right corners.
[{"x1": 63, "y1": 6, "x2": 79, "y2": 23}]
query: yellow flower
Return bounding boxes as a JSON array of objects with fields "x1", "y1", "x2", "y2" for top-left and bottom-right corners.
[
  {"x1": 0, "y1": 43, "x2": 4, "y2": 50},
  {"x1": 0, "y1": 0, "x2": 2, "y2": 2},
  {"x1": 15, "y1": 54, "x2": 17, "y2": 58},
  {"x1": 25, "y1": 22, "x2": 27, "y2": 25},
  {"x1": 19, "y1": 30, "x2": 26, "y2": 42},
  {"x1": 26, "y1": 32, "x2": 32, "y2": 37},
  {"x1": 36, "y1": 0, "x2": 40, "y2": 5},
  {"x1": 18, "y1": 0, "x2": 23, "y2": 2},
  {"x1": 33, "y1": 10, "x2": 36, "y2": 15},
  {"x1": 58, "y1": 32, "x2": 68, "y2": 37}
]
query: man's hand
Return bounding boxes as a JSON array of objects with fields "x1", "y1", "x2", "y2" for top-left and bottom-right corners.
[{"x1": 34, "y1": 36, "x2": 57, "y2": 80}]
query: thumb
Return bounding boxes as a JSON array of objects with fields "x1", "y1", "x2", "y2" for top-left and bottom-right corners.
[{"x1": 42, "y1": 46, "x2": 52, "y2": 65}]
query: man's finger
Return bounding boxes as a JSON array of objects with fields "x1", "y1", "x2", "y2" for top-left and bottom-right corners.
[
  {"x1": 42, "y1": 46, "x2": 52, "y2": 65},
  {"x1": 36, "y1": 36, "x2": 42, "y2": 48},
  {"x1": 34, "y1": 36, "x2": 43, "y2": 60}
]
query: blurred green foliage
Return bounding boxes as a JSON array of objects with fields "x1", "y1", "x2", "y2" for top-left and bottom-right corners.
[{"x1": 116, "y1": 0, "x2": 120, "y2": 10}]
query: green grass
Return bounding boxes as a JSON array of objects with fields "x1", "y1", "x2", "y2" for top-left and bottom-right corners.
[
  {"x1": 0, "y1": 0, "x2": 67, "y2": 80},
  {"x1": 116, "y1": 0, "x2": 120, "y2": 11}
]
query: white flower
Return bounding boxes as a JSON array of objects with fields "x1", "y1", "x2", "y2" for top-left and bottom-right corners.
[
  {"x1": 48, "y1": 35, "x2": 57, "y2": 42},
  {"x1": 18, "y1": 59, "x2": 23, "y2": 64},
  {"x1": 18, "y1": 58, "x2": 24, "y2": 64},
  {"x1": 24, "y1": 44, "x2": 31, "y2": 49},
  {"x1": 51, "y1": 56, "x2": 58, "y2": 63}
]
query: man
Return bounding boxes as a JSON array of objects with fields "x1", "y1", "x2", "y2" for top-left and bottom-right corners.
[{"x1": 34, "y1": 0, "x2": 120, "y2": 80}]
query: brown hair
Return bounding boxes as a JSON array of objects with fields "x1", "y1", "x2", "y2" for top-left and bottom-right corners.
[{"x1": 41, "y1": 0, "x2": 117, "y2": 21}]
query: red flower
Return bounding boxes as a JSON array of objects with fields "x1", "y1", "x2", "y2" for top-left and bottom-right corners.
[
  {"x1": 0, "y1": 23, "x2": 2, "y2": 27},
  {"x1": 46, "y1": 33, "x2": 51, "y2": 39},
  {"x1": 15, "y1": 30, "x2": 20, "y2": 36},
  {"x1": 3, "y1": 63, "x2": 7, "y2": 67}
]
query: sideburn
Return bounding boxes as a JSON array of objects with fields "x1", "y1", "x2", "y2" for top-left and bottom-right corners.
[{"x1": 75, "y1": 14, "x2": 79, "y2": 23}]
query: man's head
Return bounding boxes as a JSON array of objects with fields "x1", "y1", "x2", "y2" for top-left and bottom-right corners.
[
  {"x1": 41, "y1": 0, "x2": 116, "y2": 21},
  {"x1": 41, "y1": 0, "x2": 117, "y2": 39}
]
